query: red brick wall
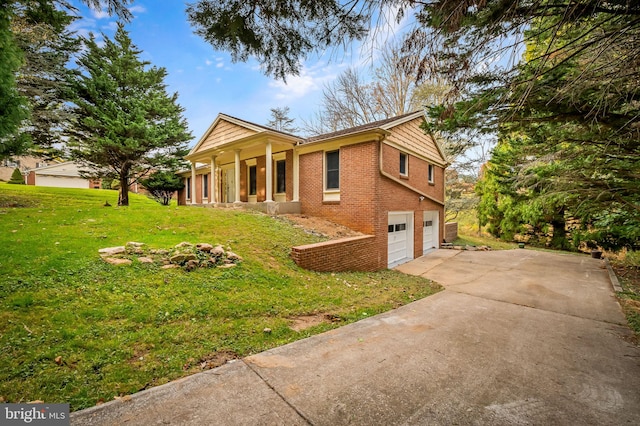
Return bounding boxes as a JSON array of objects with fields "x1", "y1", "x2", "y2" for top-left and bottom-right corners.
[
  {"x1": 291, "y1": 236, "x2": 379, "y2": 272},
  {"x1": 298, "y1": 139, "x2": 446, "y2": 269},
  {"x1": 299, "y1": 141, "x2": 379, "y2": 235}
]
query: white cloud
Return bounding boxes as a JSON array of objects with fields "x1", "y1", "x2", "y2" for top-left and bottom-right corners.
[
  {"x1": 216, "y1": 62, "x2": 224, "y2": 68},
  {"x1": 128, "y1": 5, "x2": 147, "y2": 15},
  {"x1": 92, "y1": 8, "x2": 110, "y2": 20},
  {"x1": 268, "y1": 63, "x2": 337, "y2": 101},
  {"x1": 205, "y1": 59, "x2": 213, "y2": 66}
]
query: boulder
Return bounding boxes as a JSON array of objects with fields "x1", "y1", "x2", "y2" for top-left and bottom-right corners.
[
  {"x1": 196, "y1": 243, "x2": 213, "y2": 252},
  {"x1": 99, "y1": 246, "x2": 126, "y2": 256},
  {"x1": 185, "y1": 259, "x2": 200, "y2": 271},
  {"x1": 217, "y1": 263, "x2": 236, "y2": 269},
  {"x1": 137, "y1": 257, "x2": 154, "y2": 264},
  {"x1": 226, "y1": 251, "x2": 243, "y2": 262},
  {"x1": 162, "y1": 264, "x2": 180, "y2": 269},
  {"x1": 126, "y1": 242, "x2": 145, "y2": 248},
  {"x1": 175, "y1": 242, "x2": 193, "y2": 248},
  {"x1": 103, "y1": 257, "x2": 132, "y2": 266},
  {"x1": 211, "y1": 245, "x2": 225, "y2": 257},
  {"x1": 170, "y1": 253, "x2": 197, "y2": 264}
]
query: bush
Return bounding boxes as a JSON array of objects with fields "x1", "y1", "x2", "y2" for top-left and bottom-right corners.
[
  {"x1": 8, "y1": 168, "x2": 25, "y2": 184},
  {"x1": 140, "y1": 171, "x2": 184, "y2": 205}
]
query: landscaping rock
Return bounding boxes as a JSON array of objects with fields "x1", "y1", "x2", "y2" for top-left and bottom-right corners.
[
  {"x1": 103, "y1": 257, "x2": 132, "y2": 266},
  {"x1": 100, "y1": 240, "x2": 242, "y2": 271},
  {"x1": 99, "y1": 246, "x2": 126, "y2": 256},
  {"x1": 162, "y1": 264, "x2": 180, "y2": 269},
  {"x1": 211, "y1": 245, "x2": 225, "y2": 257},
  {"x1": 226, "y1": 251, "x2": 243, "y2": 262},
  {"x1": 217, "y1": 263, "x2": 236, "y2": 269},
  {"x1": 185, "y1": 259, "x2": 200, "y2": 271},
  {"x1": 170, "y1": 253, "x2": 197, "y2": 264},
  {"x1": 196, "y1": 243, "x2": 213, "y2": 252}
]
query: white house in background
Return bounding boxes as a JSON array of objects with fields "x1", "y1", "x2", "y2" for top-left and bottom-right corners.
[{"x1": 26, "y1": 161, "x2": 101, "y2": 189}]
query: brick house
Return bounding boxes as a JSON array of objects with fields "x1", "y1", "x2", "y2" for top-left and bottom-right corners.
[{"x1": 178, "y1": 111, "x2": 448, "y2": 271}]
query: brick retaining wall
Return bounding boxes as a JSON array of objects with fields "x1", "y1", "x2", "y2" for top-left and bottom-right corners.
[{"x1": 291, "y1": 235, "x2": 379, "y2": 272}]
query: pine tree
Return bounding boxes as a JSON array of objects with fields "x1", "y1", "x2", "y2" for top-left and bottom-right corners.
[
  {"x1": 140, "y1": 171, "x2": 184, "y2": 206},
  {"x1": 0, "y1": 3, "x2": 29, "y2": 159},
  {"x1": 267, "y1": 107, "x2": 297, "y2": 133},
  {"x1": 7, "y1": 167, "x2": 25, "y2": 184},
  {"x1": 68, "y1": 24, "x2": 192, "y2": 206},
  {"x1": 12, "y1": 0, "x2": 79, "y2": 154}
]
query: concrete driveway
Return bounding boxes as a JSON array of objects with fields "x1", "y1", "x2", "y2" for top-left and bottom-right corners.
[{"x1": 72, "y1": 249, "x2": 640, "y2": 425}]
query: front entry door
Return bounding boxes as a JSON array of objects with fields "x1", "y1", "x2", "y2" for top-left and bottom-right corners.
[{"x1": 223, "y1": 168, "x2": 235, "y2": 203}]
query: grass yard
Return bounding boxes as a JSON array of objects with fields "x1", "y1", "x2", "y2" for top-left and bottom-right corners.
[{"x1": 0, "y1": 184, "x2": 441, "y2": 410}]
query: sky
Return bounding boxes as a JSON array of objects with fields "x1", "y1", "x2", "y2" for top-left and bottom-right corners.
[{"x1": 68, "y1": 1, "x2": 410, "y2": 147}]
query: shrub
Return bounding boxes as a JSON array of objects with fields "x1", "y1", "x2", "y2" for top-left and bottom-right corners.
[
  {"x1": 140, "y1": 171, "x2": 184, "y2": 205},
  {"x1": 8, "y1": 168, "x2": 25, "y2": 184}
]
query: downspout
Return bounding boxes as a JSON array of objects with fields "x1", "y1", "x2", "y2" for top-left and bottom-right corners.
[{"x1": 378, "y1": 137, "x2": 445, "y2": 206}]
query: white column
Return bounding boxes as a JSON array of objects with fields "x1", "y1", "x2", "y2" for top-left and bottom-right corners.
[
  {"x1": 234, "y1": 150, "x2": 241, "y2": 203},
  {"x1": 210, "y1": 156, "x2": 217, "y2": 204},
  {"x1": 265, "y1": 141, "x2": 273, "y2": 202},
  {"x1": 293, "y1": 148, "x2": 300, "y2": 202},
  {"x1": 190, "y1": 163, "x2": 197, "y2": 204}
]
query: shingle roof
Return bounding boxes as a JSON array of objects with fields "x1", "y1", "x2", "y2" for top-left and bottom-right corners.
[{"x1": 301, "y1": 111, "x2": 423, "y2": 144}]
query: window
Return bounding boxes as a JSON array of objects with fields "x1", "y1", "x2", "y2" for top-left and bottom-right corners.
[
  {"x1": 186, "y1": 177, "x2": 191, "y2": 199},
  {"x1": 203, "y1": 173, "x2": 209, "y2": 198},
  {"x1": 428, "y1": 164, "x2": 435, "y2": 184},
  {"x1": 249, "y1": 165, "x2": 257, "y2": 196},
  {"x1": 399, "y1": 152, "x2": 408, "y2": 176},
  {"x1": 276, "y1": 160, "x2": 286, "y2": 193},
  {"x1": 325, "y1": 150, "x2": 339, "y2": 190}
]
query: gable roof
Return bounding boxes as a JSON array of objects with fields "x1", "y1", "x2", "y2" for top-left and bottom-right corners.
[
  {"x1": 31, "y1": 161, "x2": 94, "y2": 178},
  {"x1": 302, "y1": 111, "x2": 424, "y2": 144},
  {"x1": 187, "y1": 110, "x2": 448, "y2": 166},
  {"x1": 187, "y1": 113, "x2": 301, "y2": 159}
]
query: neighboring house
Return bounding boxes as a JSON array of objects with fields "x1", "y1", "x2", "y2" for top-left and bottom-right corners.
[
  {"x1": 1, "y1": 156, "x2": 52, "y2": 182},
  {"x1": 178, "y1": 111, "x2": 448, "y2": 271},
  {"x1": 26, "y1": 161, "x2": 101, "y2": 189}
]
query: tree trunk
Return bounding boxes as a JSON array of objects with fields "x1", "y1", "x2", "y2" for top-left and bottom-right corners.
[{"x1": 118, "y1": 175, "x2": 129, "y2": 206}]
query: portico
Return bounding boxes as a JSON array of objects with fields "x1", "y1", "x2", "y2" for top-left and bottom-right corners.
[{"x1": 183, "y1": 113, "x2": 301, "y2": 208}]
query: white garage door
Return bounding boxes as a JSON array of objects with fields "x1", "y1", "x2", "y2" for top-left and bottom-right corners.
[
  {"x1": 423, "y1": 211, "x2": 439, "y2": 254},
  {"x1": 37, "y1": 176, "x2": 89, "y2": 189},
  {"x1": 388, "y1": 212, "x2": 413, "y2": 268}
]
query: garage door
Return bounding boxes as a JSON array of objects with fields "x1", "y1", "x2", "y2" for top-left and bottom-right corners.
[
  {"x1": 388, "y1": 212, "x2": 413, "y2": 268},
  {"x1": 423, "y1": 211, "x2": 439, "y2": 254}
]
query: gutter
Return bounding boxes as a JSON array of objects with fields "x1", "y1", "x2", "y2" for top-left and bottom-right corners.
[{"x1": 378, "y1": 137, "x2": 445, "y2": 207}]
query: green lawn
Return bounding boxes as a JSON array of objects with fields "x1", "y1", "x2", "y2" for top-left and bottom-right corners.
[{"x1": 0, "y1": 183, "x2": 440, "y2": 410}]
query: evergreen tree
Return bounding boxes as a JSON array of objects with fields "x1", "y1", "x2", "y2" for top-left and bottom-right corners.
[
  {"x1": 68, "y1": 24, "x2": 192, "y2": 206},
  {"x1": 140, "y1": 171, "x2": 184, "y2": 206},
  {"x1": 0, "y1": 2, "x2": 29, "y2": 159},
  {"x1": 13, "y1": 0, "x2": 79, "y2": 154},
  {"x1": 7, "y1": 167, "x2": 25, "y2": 184},
  {"x1": 470, "y1": 13, "x2": 639, "y2": 251},
  {"x1": 266, "y1": 106, "x2": 297, "y2": 133}
]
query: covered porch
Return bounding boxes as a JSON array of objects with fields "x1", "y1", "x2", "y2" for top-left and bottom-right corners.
[{"x1": 180, "y1": 113, "x2": 302, "y2": 209}]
